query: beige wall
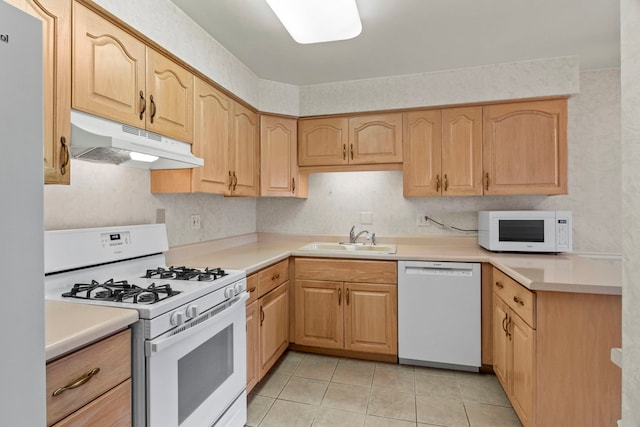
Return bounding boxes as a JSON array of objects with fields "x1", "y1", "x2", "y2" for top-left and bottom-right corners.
[{"x1": 621, "y1": 0, "x2": 640, "y2": 424}]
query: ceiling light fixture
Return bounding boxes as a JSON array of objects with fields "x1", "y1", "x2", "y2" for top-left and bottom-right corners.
[{"x1": 265, "y1": 0, "x2": 362, "y2": 44}]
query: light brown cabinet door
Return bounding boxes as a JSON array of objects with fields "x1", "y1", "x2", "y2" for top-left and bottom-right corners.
[
  {"x1": 145, "y1": 49, "x2": 194, "y2": 142},
  {"x1": 298, "y1": 117, "x2": 349, "y2": 166},
  {"x1": 230, "y1": 102, "x2": 259, "y2": 196},
  {"x1": 493, "y1": 295, "x2": 511, "y2": 393},
  {"x1": 246, "y1": 300, "x2": 259, "y2": 393},
  {"x1": 259, "y1": 282, "x2": 289, "y2": 378},
  {"x1": 344, "y1": 283, "x2": 397, "y2": 355},
  {"x1": 294, "y1": 280, "x2": 344, "y2": 349},
  {"x1": 192, "y1": 77, "x2": 231, "y2": 194},
  {"x1": 261, "y1": 115, "x2": 298, "y2": 197},
  {"x1": 402, "y1": 110, "x2": 442, "y2": 196},
  {"x1": 73, "y1": 3, "x2": 145, "y2": 129},
  {"x1": 349, "y1": 113, "x2": 403, "y2": 164},
  {"x1": 483, "y1": 99, "x2": 567, "y2": 195},
  {"x1": 510, "y1": 312, "x2": 535, "y2": 427},
  {"x1": 8, "y1": 0, "x2": 71, "y2": 184},
  {"x1": 442, "y1": 106, "x2": 483, "y2": 195}
]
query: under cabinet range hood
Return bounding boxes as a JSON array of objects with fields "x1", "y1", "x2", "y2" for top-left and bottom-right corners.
[{"x1": 70, "y1": 109, "x2": 204, "y2": 169}]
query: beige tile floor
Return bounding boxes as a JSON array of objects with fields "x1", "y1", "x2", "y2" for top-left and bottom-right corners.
[{"x1": 246, "y1": 351, "x2": 523, "y2": 427}]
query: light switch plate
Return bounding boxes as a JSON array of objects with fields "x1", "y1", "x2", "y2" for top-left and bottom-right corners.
[{"x1": 360, "y1": 211, "x2": 373, "y2": 225}]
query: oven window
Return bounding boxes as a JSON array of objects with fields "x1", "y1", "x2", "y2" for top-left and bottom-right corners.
[
  {"x1": 178, "y1": 325, "x2": 234, "y2": 424},
  {"x1": 498, "y1": 219, "x2": 545, "y2": 242}
]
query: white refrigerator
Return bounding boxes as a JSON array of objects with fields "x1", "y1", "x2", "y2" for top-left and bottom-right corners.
[{"x1": 0, "y1": 1, "x2": 46, "y2": 425}]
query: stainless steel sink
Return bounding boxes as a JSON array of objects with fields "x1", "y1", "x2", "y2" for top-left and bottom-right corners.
[{"x1": 297, "y1": 242, "x2": 397, "y2": 254}]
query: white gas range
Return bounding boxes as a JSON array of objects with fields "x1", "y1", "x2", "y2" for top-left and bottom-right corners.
[{"x1": 44, "y1": 224, "x2": 248, "y2": 427}]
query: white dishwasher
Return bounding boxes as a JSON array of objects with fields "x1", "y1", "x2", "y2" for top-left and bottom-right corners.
[{"x1": 398, "y1": 261, "x2": 481, "y2": 371}]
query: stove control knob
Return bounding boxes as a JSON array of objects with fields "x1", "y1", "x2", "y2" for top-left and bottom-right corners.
[
  {"x1": 170, "y1": 311, "x2": 185, "y2": 326},
  {"x1": 186, "y1": 305, "x2": 198, "y2": 319},
  {"x1": 234, "y1": 283, "x2": 245, "y2": 294},
  {"x1": 224, "y1": 287, "x2": 235, "y2": 299}
]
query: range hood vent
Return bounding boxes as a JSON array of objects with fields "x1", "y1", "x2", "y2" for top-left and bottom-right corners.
[{"x1": 70, "y1": 110, "x2": 204, "y2": 169}]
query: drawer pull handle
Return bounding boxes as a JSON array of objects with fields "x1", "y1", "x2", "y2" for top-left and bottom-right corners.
[
  {"x1": 271, "y1": 273, "x2": 280, "y2": 281},
  {"x1": 52, "y1": 368, "x2": 101, "y2": 397},
  {"x1": 495, "y1": 281, "x2": 504, "y2": 289},
  {"x1": 513, "y1": 296, "x2": 525, "y2": 306},
  {"x1": 248, "y1": 287, "x2": 256, "y2": 293}
]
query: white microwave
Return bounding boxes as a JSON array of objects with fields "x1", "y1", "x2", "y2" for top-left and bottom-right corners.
[{"x1": 478, "y1": 210, "x2": 572, "y2": 253}]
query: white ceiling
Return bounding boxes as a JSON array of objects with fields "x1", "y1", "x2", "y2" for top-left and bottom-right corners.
[{"x1": 170, "y1": 0, "x2": 620, "y2": 86}]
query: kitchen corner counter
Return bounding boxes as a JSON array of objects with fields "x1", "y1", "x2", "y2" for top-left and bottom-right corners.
[
  {"x1": 165, "y1": 233, "x2": 622, "y2": 295},
  {"x1": 46, "y1": 300, "x2": 138, "y2": 362}
]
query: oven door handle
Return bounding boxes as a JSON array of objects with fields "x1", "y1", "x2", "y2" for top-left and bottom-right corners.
[{"x1": 147, "y1": 292, "x2": 248, "y2": 355}]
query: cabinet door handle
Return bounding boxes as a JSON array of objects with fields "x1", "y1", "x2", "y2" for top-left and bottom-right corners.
[
  {"x1": 484, "y1": 172, "x2": 490, "y2": 191},
  {"x1": 139, "y1": 90, "x2": 146, "y2": 120},
  {"x1": 350, "y1": 143, "x2": 354, "y2": 160},
  {"x1": 260, "y1": 306, "x2": 264, "y2": 326},
  {"x1": 59, "y1": 136, "x2": 69, "y2": 176},
  {"x1": 495, "y1": 281, "x2": 504, "y2": 289},
  {"x1": 292, "y1": 177, "x2": 295, "y2": 193},
  {"x1": 435, "y1": 174, "x2": 441, "y2": 192},
  {"x1": 444, "y1": 174, "x2": 449, "y2": 191},
  {"x1": 506, "y1": 316, "x2": 512, "y2": 341},
  {"x1": 338, "y1": 288, "x2": 342, "y2": 305},
  {"x1": 271, "y1": 273, "x2": 280, "y2": 281},
  {"x1": 502, "y1": 312, "x2": 508, "y2": 334},
  {"x1": 513, "y1": 296, "x2": 525, "y2": 306},
  {"x1": 343, "y1": 144, "x2": 346, "y2": 160},
  {"x1": 232, "y1": 171, "x2": 238, "y2": 191},
  {"x1": 346, "y1": 288, "x2": 350, "y2": 305},
  {"x1": 228, "y1": 171, "x2": 233, "y2": 190},
  {"x1": 149, "y1": 95, "x2": 156, "y2": 123},
  {"x1": 52, "y1": 368, "x2": 100, "y2": 397}
]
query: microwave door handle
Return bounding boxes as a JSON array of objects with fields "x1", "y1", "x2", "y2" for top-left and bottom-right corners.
[{"x1": 147, "y1": 292, "x2": 248, "y2": 355}]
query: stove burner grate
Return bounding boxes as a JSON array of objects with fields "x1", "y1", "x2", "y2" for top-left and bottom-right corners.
[
  {"x1": 62, "y1": 279, "x2": 181, "y2": 304},
  {"x1": 144, "y1": 266, "x2": 228, "y2": 282}
]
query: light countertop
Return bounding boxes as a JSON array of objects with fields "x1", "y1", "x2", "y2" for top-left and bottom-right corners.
[
  {"x1": 46, "y1": 300, "x2": 138, "y2": 362},
  {"x1": 166, "y1": 233, "x2": 622, "y2": 296}
]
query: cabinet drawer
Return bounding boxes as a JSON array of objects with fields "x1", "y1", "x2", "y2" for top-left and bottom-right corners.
[
  {"x1": 246, "y1": 273, "x2": 258, "y2": 305},
  {"x1": 46, "y1": 330, "x2": 131, "y2": 426},
  {"x1": 493, "y1": 268, "x2": 536, "y2": 328},
  {"x1": 52, "y1": 379, "x2": 131, "y2": 427},
  {"x1": 295, "y1": 258, "x2": 397, "y2": 284},
  {"x1": 258, "y1": 259, "x2": 289, "y2": 297}
]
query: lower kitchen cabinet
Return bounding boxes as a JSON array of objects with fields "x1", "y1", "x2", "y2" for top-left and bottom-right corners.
[
  {"x1": 46, "y1": 329, "x2": 131, "y2": 426},
  {"x1": 245, "y1": 259, "x2": 290, "y2": 391},
  {"x1": 491, "y1": 267, "x2": 621, "y2": 427},
  {"x1": 293, "y1": 258, "x2": 397, "y2": 356},
  {"x1": 258, "y1": 282, "x2": 289, "y2": 378}
]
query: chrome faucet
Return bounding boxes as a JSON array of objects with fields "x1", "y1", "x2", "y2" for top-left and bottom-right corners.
[{"x1": 349, "y1": 226, "x2": 369, "y2": 244}]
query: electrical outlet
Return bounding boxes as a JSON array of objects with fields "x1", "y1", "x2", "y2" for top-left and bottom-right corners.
[
  {"x1": 416, "y1": 214, "x2": 429, "y2": 226},
  {"x1": 191, "y1": 214, "x2": 201, "y2": 230}
]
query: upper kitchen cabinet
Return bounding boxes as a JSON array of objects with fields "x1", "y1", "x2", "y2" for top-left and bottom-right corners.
[
  {"x1": 483, "y1": 99, "x2": 567, "y2": 195},
  {"x1": 145, "y1": 49, "x2": 194, "y2": 142},
  {"x1": 7, "y1": 0, "x2": 71, "y2": 184},
  {"x1": 230, "y1": 102, "x2": 260, "y2": 196},
  {"x1": 261, "y1": 115, "x2": 307, "y2": 198},
  {"x1": 403, "y1": 107, "x2": 482, "y2": 197},
  {"x1": 298, "y1": 117, "x2": 349, "y2": 166},
  {"x1": 298, "y1": 113, "x2": 403, "y2": 167},
  {"x1": 73, "y1": 3, "x2": 193, "y2": 142},
  {"x1": 150, "y1": 78, "x2": 257, "y2": 197},
  {"x1": 348, "y1": 113, "x2": 403, "y2": 164}
]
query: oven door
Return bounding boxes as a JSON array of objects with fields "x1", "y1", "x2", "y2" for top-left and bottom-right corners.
[{"x1": 146, "y1": 292, "x2": 248, "y2": 427}]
